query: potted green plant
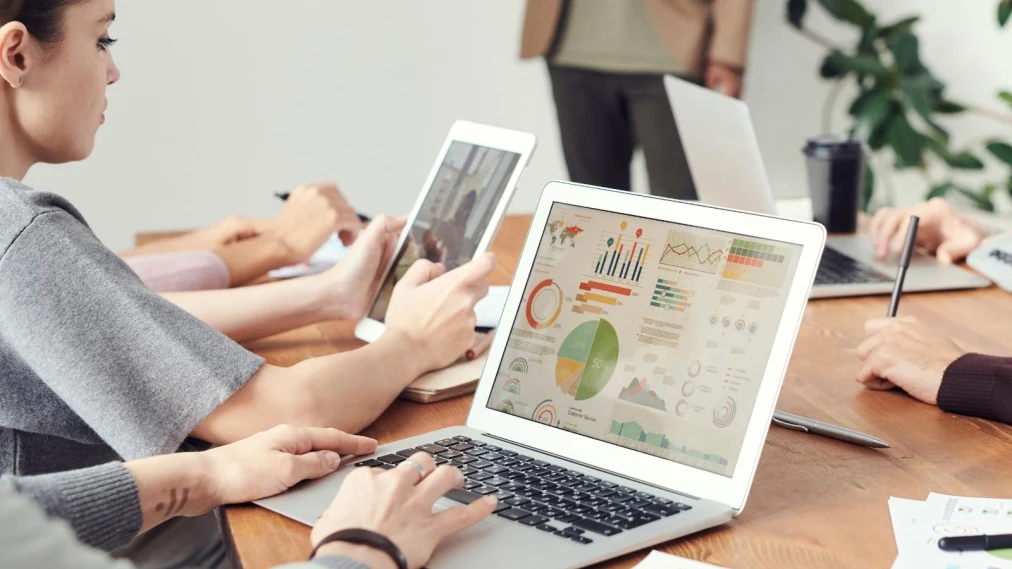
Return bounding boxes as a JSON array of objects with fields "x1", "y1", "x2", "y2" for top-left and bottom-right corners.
[{"x1": 786, "y1": 0, "x2": 1012, "y2": 212}]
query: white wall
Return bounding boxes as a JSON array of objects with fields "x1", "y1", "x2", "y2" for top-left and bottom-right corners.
[{"x1": 25, "y1": 0, "x2": 1012, "y2": 250}]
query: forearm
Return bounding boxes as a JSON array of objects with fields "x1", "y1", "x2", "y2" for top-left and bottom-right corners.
[
  {"x1": 120, "y1": 232, "x2": 200, "y2": 257},
  {"x1": 122, "y1": 453, "x2": 218, "y2": 535},
  {"x1": 192, "y1": 331, "x2": 428, "y2": 443},
  {"x1": 938, "y1": 353, "x2": 1012, "y2": 425},
  {"x1": 213, "y1": 234, "x2": 294, "y2": 286},
  {"x1": 161, "y1": 275, "x2": 341, "y2": 342}
]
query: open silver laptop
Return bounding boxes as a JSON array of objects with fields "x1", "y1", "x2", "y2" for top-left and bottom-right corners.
[
  {"x1": 664, "y1": 75, "x2": 989, "y2": 299},
  {"x1": 256, "y1": 181, "x2": 825, "y2": 569}
]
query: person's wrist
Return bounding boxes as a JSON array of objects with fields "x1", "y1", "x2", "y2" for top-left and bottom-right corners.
[
  {"x1": 192, "y1": 449, "x2": 236, "y2": 512},
  {"x1": 379, "y1": 327, "x2": 432, "y2": 377},
  {"x1": 261, "y1": 231, "x2": 302, "y2": 266},
  {"x1": 314, "y1": 542, "x2": 397, "y2": 569}
]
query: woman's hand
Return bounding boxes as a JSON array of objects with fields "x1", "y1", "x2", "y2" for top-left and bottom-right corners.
[
  {"x1": 202, "y1": 425, "x2": 377, "y2": 506},
  {"x1": 267, "y1": 183, "x2": 363, "y2": 265},
  {"x1": 316, "y1": 215, "x2": 406, "y2": 321},
  {"x1": 311, "y1": 452, "x2": 496, "y2": 569}
]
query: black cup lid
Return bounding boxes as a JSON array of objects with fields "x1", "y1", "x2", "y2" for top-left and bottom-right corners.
[{"x1": 803, "y1": 135, "x2": 863, "y2": 159}]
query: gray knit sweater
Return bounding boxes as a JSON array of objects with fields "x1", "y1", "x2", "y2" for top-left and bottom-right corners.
[{"x1": 1, "y1": 463, "x2": 370, "y2": 569}]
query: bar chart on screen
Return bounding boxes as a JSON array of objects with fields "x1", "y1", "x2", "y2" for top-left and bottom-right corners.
[
  {"x1": 592, "y1": 222, "x2": 651, "y2": 283},
  {"x1": 650, "y1": 277, "x2": 693, "y2": 315},
  {"x1": 573, "y1": 279, "x2": 632, "y2": 315}
]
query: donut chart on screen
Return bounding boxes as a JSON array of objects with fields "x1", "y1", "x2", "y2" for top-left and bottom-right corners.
[{"x1": 526, "y1": 279, "x2": 563, "y2": 329}]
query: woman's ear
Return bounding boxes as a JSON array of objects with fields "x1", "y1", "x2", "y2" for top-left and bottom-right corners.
[{"x1": 0, "y1": 21, "x2": 32, "y2": 89}]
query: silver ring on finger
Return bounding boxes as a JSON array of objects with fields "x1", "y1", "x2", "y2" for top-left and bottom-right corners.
[{"x1": 398, "y1": 458, "x2": 429, "y2": 482}]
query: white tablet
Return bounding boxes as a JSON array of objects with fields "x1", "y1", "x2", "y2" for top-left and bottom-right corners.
[{"x1": 354, "y1": 121, "x2": 536, "y2": 343}]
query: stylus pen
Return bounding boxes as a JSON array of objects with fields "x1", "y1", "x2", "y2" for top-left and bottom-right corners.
[
  {"x1": 938, "y1": 533, "x2": 1012, "y2": 552},
  {"x1": 274, "y1": 191, "x2": 371, "y2": 223},
  {"x1": 887, "y1": 215, "x2": 919, "y2": 317},
  {"x1": 771, "y1": 410, "x2": 890, "y2": 448}
]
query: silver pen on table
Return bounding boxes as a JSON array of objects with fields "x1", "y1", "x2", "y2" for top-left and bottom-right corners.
[{"x1": 771, "y1": 410, "x2": 890, "y2": 448}]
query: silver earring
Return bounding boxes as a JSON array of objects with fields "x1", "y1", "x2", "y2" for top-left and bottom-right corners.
[{"x1": 17, "y1": 75, "x2": 22, "y2": 86}]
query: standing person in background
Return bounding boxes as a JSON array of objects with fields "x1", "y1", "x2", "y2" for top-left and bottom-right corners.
[{"x1": 520, "y1": 0, "x2": 755, "y2": 200}]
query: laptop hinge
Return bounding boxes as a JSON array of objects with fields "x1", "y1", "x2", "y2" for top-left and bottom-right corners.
[{"x1": 482, "y1": 432, "x2": 703, "y2": 502}]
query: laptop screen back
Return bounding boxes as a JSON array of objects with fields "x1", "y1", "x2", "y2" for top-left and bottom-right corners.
[{"x1": 486, "y1": 203, "x2": 802, "y2": 478}]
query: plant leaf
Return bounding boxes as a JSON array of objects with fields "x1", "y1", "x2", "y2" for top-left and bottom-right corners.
[
  {"x1": 934, "y1": 99, "x2": 966, "y2": 114},
  {"x1": 889, "y1": 32, "x2": 920, "y2": 74},
  {"x1": 949, "y1": 152, "x2": 986, "y2": 170},
  {"x1": 926, "y1": 182, "x2": 953, "y2": 200},
  {"x1": 817, "y1": 0, "x2": 873, "y2": 27},
  {"x1": 1000, "y1": 0, "x2": 1012, "y2": 27},
  {"x1": 986, "y1": 141, "x2": 1012, "y2": 166},
  {"x1": 861, "y1": 160, "x2": 875, "y2": 212},
  {"x1": 787, "y1": 0, "x2": 808, "y2": 27},
  {"x1": 877, "y1": 16, "x2": 920, "y2": 39},
  {"x1": 899, "y1": 78, "x2": 933, "y2": 121},
  {"x1": 1000, "y1": 90, "x2": 1012, "y2": 108},
  {"x1": 851, "y1": 87, "x2": 892, "y2": 134},
  {"x1": 868, "y1": 103, "x2": 902, "y2": 150},
  {"x1": 887, "y1": 113, "x2": 924, "y2": 168},
  {"x1": 956, "y1": 187, "x2": 996, "y2": 212},
  {"x1": 827, "y1": 51, "x2": 889, "y2": 77},
  {"x1": 819, "y1": 54, "x2": 846, "y2": 79},
  {"x1": 858, "y1": 17, "x2": 879, "y2": 55}
]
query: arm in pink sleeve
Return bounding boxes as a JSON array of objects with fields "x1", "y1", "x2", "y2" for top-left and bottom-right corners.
[{"x1": 122, "y1": 250, "x2": 231, "y2": 292}]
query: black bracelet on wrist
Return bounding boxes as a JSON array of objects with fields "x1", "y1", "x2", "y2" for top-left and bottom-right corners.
[{"x1": 310, "y1": 528, "x2": 408, "y2": 569}]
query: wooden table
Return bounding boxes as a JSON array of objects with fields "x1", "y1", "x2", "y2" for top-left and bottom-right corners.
[{"x1": 147, "y1": 215, "x2": 1012, "y2": 568}]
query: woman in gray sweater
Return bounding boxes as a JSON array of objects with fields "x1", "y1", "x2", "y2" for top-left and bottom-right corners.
[{"x1": 2, "y1": 424, "x2": 494, "y2": 569}]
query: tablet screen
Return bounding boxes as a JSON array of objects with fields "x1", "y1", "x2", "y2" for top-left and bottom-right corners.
[{"x1": 367, "y1": 141, "x2": 521, "y2": 322}]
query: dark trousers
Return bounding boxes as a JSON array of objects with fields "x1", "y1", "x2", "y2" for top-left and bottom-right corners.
[{"x1": 547, "y1": 65, "x2": 697, "y2": 200}]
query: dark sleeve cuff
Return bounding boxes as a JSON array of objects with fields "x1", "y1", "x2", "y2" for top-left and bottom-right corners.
[
  {"x1": 938, "y1": 353, "x2": 1012, "y2": 425},
  {"x1": 9, "y1": 462, "x2": 141, "y2": 551}
]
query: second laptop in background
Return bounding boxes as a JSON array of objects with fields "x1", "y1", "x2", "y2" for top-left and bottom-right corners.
[{"x1": 664, "y1": 75, "x2": 989, "y2": 299}]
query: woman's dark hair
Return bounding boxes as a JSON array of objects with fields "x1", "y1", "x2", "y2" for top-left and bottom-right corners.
[{"x1": 0, "y1": 0, "x2": 80, "y2": 44}]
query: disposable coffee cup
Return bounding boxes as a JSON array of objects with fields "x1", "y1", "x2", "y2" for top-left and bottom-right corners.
[{"x1": 803, "y1": 136, "x2": 864, "y2": 233}]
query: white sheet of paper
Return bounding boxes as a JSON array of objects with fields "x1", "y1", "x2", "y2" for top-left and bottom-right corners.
[
  {"x1": 268, "y1": 234, "x2": 350, "y2": 279},
  {"x1": 474, "y1": 285, "x2": 509, "y2": 328},
  {"x1": 634, "y1": 551, "x2": 726, "y2": 569},
  {"x1": 888, "y1": 494, "x2": 1012, "y2": 569}
]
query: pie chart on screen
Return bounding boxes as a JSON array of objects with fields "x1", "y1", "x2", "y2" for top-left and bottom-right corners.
[{"x1": 555, "y1": 319, "x2": 618, "y2": 401}]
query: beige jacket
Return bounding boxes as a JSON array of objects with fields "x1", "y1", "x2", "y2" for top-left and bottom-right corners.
[{"x1": 519, "y1": 0, "x2": 755, "y2": 76}]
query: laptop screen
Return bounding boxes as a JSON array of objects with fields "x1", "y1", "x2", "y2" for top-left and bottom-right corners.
[
  {"x1": 367, "y1": 141, "x2": 521, "y2": 322},
  {"x1": 486, "y1": 203, "x2": 803, "y2": 478}
]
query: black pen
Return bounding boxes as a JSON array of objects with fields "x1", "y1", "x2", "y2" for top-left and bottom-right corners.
[
  {"x1": 887, "y1": 215, "x2": 919, "y2": 317},
  {"x1": 938, "y1": 533, "x2": 1012, "y2": 552},
  {"x1": 273, "y1": 191, "x2": 371, "y2": 223}
]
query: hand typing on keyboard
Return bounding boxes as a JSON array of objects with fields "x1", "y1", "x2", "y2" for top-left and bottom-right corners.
[
  {"x1": 356, "y1": 435, "x2": 693, "y2": 546},
  {"x1": 314, "y1": 450, "x2": 497, "y2": 568}
]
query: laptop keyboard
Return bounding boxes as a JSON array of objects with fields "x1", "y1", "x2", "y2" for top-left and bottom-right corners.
[
  {"x1": 354, "y1": 435, "x2": 692, "y2": 545},
  {"x1": 814, "y1": 247, "x2": 892, "y2": 286}
]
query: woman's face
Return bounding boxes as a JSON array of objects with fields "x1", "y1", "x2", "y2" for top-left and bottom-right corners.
[{"x1": 15, "y1": 0, "x2": 119, "y2": 164}]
